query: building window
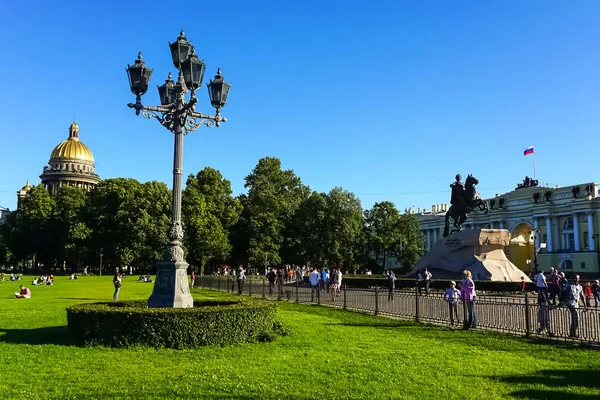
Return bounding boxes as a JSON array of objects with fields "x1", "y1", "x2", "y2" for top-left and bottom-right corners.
[
  {"x1": 562, "y1": 217, "x2": 573, "y2": 229},
  {"x1": 561, "y1": 260, "x2": 573, "y2": 269},
  {"x1": 584, "y1": 232, "x2": 589, "y2": 249},
  {"x1": 581, "y1": 262, "x2": 586, "y2": 269},
  {"x1": 563, "y1": 233, "x2": 575, "y2": 250}
]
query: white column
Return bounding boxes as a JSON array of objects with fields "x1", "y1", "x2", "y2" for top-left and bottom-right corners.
[
  {"x1": 545, "y1": 216, "x2": 553, "y2": 252},
  {"x1": 534, "y1": 219, "x2": 540, "y2": 250},
  {"x1": 426, "y1": 230, "x2": 431, "y2": 249},
  {"x1": 588, "y1": 212, "x2": 595, "y2": 251},
  {"x1": 499, "y1": 221, "x2": 505, "y2": 229},
  {"x1": 433, "y1": 228, "x2": 437, "y2": 244},
  {"x1": 573, "y1": 213, "x2": 580, "y2": 251}
]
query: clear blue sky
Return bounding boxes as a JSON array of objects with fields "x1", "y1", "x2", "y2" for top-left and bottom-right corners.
[{"x1": 1, "y1": 1, "x2": 599, "y2": 212}]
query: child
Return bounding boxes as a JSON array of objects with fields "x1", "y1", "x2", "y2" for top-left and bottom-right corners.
[
  {"x1": 583, "y1": 281, "x2": 593, "y2": 307},
  {"x1": 443, "y1": 281, "x2": 461, "y2": 325},
  {"x1": 521, "y1": 276, "x2": 526, "y2": 293}
]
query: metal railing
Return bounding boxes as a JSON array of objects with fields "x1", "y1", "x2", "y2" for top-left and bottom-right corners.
[{"x1": 196, "y1": 276, "x2": 600, "y2": 346}]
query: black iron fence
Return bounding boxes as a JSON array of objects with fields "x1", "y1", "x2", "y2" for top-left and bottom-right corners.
[{"x1": 196, "y1": 276, "x2": 600, "y2": 346}]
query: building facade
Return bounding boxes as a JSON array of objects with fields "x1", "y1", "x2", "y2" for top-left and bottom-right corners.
[
  {"x1": 414, "y1": 178, "x2": 600, "y2": 276},
  {"x1": 0, "y1": 206, "x2": 9, "y2": 223},
  {"x1": 39, "y1": 121, "x2": 100, "y2": 193}
]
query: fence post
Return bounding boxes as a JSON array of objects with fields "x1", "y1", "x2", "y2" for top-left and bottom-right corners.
[
  {"x1": 249, "y1": 276, "x2": 252, "y2": 296},
  {"x1": 525, "y1": 291, "x2": 531, "y2": 338},
  {"x1": 296, "y1": 280, "x2": 299, "y2": 303},
  {"x1": 343, "y1": 284, "x2": 347, "y2": 310},
  {"x1": 217, "y1": 275, "x2": 221, "y2": 291},
  {"x1": 262, "y1": 278, "x2": 266, "y2": 299},
  {"x1": 375, "y1": 287, "x2": 379, "y2": 316},
  {"x1": 415, "y1": 285, "x2": 420, "y2": 322}
]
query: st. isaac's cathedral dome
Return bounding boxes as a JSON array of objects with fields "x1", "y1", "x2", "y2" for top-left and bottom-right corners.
[{"x1": 39, "y1": 121, "x2": 100, "y2": 194}]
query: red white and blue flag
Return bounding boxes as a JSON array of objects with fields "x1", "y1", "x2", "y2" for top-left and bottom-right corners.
[{"x1": 524, "y1": 146, "x2": 534, "y2": 156}]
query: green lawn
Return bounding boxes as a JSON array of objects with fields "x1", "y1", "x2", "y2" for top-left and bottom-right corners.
[{"x1": 0, "y1": 276, "x2": 598, "y2": 400}]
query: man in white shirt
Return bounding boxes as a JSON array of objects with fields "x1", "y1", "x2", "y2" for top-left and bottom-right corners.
[
  {"x1": 535, "y1": 270, "x2": 548, "y2": 301},
  {"x1": 309, "y1": 268, "x2": 320, "y2": 302}
]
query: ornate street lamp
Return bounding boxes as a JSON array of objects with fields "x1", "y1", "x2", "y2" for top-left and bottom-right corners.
[{"x1": 126, "y1": 31, "x2": 231, "y2": 308}]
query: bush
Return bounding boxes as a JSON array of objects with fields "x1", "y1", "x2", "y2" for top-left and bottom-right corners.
[
  {"x1": 67, "y1": 299, "x2": 280, "y2": 348},
  {"x1": 341, "y1": 277, "x2": 536, "y2": 292}
]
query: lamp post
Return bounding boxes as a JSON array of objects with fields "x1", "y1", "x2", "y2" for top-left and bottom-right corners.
[{"x1": 126, "y1": 31, "x2": 231, "y2": 308}]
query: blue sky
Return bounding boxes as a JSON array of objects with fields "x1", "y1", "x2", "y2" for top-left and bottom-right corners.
[{"x1": 1, "y1": 1, "x2": 599, "y2": 212}]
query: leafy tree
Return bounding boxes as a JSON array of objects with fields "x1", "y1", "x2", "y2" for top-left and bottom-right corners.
[
  {"x1": 364, "y1": 201, "x2": 402, "y2": 271},
  {"x1": 321, "y1": 187, "x2": 364, "y2": 269},
  {"x1": 238, "y1": 157, "x2": 307, "y2": 269},
  {"x1": 182, "y1": 167, "x2": 242, "y2": 275},
  {"x1": 85, "y1": 178, "x2": 170, "y2": 271},
  {"x1": 51, "y1": 186, "x2": 89, "y2": 270},
  {"x1": 396, "y1": 213, "x2": 424, "y2": 272}
]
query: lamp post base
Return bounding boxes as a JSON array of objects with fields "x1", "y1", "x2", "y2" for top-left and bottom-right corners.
[{"x1": 148, "y1": 261, "x2": 193, "y2": 308}]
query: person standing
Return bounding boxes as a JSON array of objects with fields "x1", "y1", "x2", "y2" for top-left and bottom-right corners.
[
  {"x1": 459, "y1": 270, "x2": 476, "y2": 329},
  {"x1": 237, "y1": 266, "x2": 245, "y2": 295},
  {"x1": 583, "y1": 281, "x2": 593, "y2": 308},
  {"x1": 387, "y1": 272, "x2": 396, "y2": 302},
  {"x1": 534, "y1": 270, "x2": 548, "y2": 301},
  {"x1": 592, "y1": 280, "x2": 600, "y2": 308},
  {"x1": 536, "y1": 291, "x2": 553, "y2": 336},
  {"x1": 276, "y1": 267, "x2": 285, "y2": 295},
  {"x1": 309, "y1": 268, "x2": 320, "y2": 302},
  {"x1": 190, "y1": 270, "x2": 196, "y2": 290},
  {"x1": 549, "y1": 268, "x2": 560, "y2": 305},
  {"x1": 566, "y1": 275, "x2": 586, "y2": 338},
  {"x1": 424, "y1": 267, "x2": 432, "y2": 296},
  {"x1": 267, "y1": 268, "x2": 276, "y2": 294},
  {"x1": 113, "y1": 270, "x2": 122, "y2": 301},
  {"x1": 443, "y1": 281, "x2": 460, "y2": 325},
  {"x1": 330, "y1": 268, "x2": 341, "y2": 301},
  {"x1": 416, "y1": 270, "x2": 424, "y2": 296}
]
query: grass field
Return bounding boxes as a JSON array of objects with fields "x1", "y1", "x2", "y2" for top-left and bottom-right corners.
[{"x1": 0, "y1": 276, "x2": 598, "y2": 399}]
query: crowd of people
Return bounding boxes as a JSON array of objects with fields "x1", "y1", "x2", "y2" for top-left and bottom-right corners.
[{"x1": 32, "y1": 275, "x2": 54, "y2": 286}]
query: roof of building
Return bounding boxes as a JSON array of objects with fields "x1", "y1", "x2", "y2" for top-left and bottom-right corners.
[{"x1": 49, "y1": 121, "x2": 95, "y2": 163}]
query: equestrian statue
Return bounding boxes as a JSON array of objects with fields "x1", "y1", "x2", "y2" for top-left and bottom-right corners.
[{"x1": 443, "y1": 174, "x2": 489, "y2": 237}]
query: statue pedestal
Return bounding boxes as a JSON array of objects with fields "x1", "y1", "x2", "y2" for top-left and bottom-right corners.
[
  {"x1": 148, "y1": 261, "x2": 193, "y2": 308},
  {"x1": 405, "y1": 229, "x2": 530, "y2": 282}
]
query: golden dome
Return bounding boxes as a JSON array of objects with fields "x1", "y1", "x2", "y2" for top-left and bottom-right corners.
[
  {"x1": 49, "y1": 121, "x2": 95, "y2": 163},
  {"x1": 21, "y1": 181, "x2": 31, "y2": 191}
]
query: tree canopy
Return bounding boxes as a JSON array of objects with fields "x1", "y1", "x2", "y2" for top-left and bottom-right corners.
[{"x1": 0, "y1": 157, "x2": 425, "y2": 274}]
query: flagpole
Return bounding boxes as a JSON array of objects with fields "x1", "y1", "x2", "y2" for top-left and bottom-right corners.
[{"x1": 533, "y1": 144, "x2": 536, "y2": 180}]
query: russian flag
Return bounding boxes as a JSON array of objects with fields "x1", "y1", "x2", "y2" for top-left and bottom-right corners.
[{"x1": 524, "y1": 146, "x2": 534, "y2": 156}]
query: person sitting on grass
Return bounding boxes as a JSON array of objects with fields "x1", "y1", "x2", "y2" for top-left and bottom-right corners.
[
  {"x1": 32, "y1": 277, "x2": 39, "y2": 286},
  {"x1": 0, "y1": 274, "x2": 4, "y2": 282},
  {"x1": 14, "y1": 285, "x2": 31, "y2": 299},
  {"x1": 145, "y1": 273, "x2": 152, "y2": 283}
]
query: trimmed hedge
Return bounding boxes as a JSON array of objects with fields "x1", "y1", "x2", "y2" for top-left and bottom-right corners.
[
  {"x1": 67, "y1": 299, "x2": 279, "y2": 348},
  {"x1": 339, "y1": 277, "x2": 537, "y2": 292}
]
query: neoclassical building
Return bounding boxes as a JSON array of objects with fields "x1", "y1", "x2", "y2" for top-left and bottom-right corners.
[
  {"x1": 39, "y1": 121, "x2": 100, "y2": 193},
  {"x1": 414, "y1": 178, "x2": 600, "y2": 276}
]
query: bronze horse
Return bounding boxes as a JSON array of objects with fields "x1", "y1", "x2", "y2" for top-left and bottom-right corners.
[{"x1": 443, "y1": 174, "x2": 488, "y2": 237}]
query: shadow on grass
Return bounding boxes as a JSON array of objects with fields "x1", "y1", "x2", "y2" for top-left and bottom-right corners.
[
  {"x1": 0, "y1": 326, "x2": 71, "y2": 346},
  {"x1": 500, "y1": 369, "x2": 600, "y2": 399}
]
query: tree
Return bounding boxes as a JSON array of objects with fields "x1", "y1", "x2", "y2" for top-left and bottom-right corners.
[
  {"x1": 364, "y1": 201, "x2": 402, "y2": 271},
  {"x1": 396, "y1": 213, "x2": 424, "y2": 272},
  {"x1": 85, "y1": 178, "x2": 171, "y2": 271},
  {"x1": 237, "y1": 157, "x2": 307, "y2": 269},
  {"x1": 321, "y1": 187, "x2": 364, "y2": 269},
  {"x1": 36, "y1": 186, "x2": 90, "y2": 271},
  {"x1": 182, "y1": 167, "x2": 242, "y2": 275}
]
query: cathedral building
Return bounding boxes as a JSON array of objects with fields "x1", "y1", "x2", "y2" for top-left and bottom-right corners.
[
  {"x1": 40, "y1": 121, "x2": 100, "y2": 194},
  {"x1": 16, "y1": 121, "x2": 100, "y2": 206}
]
